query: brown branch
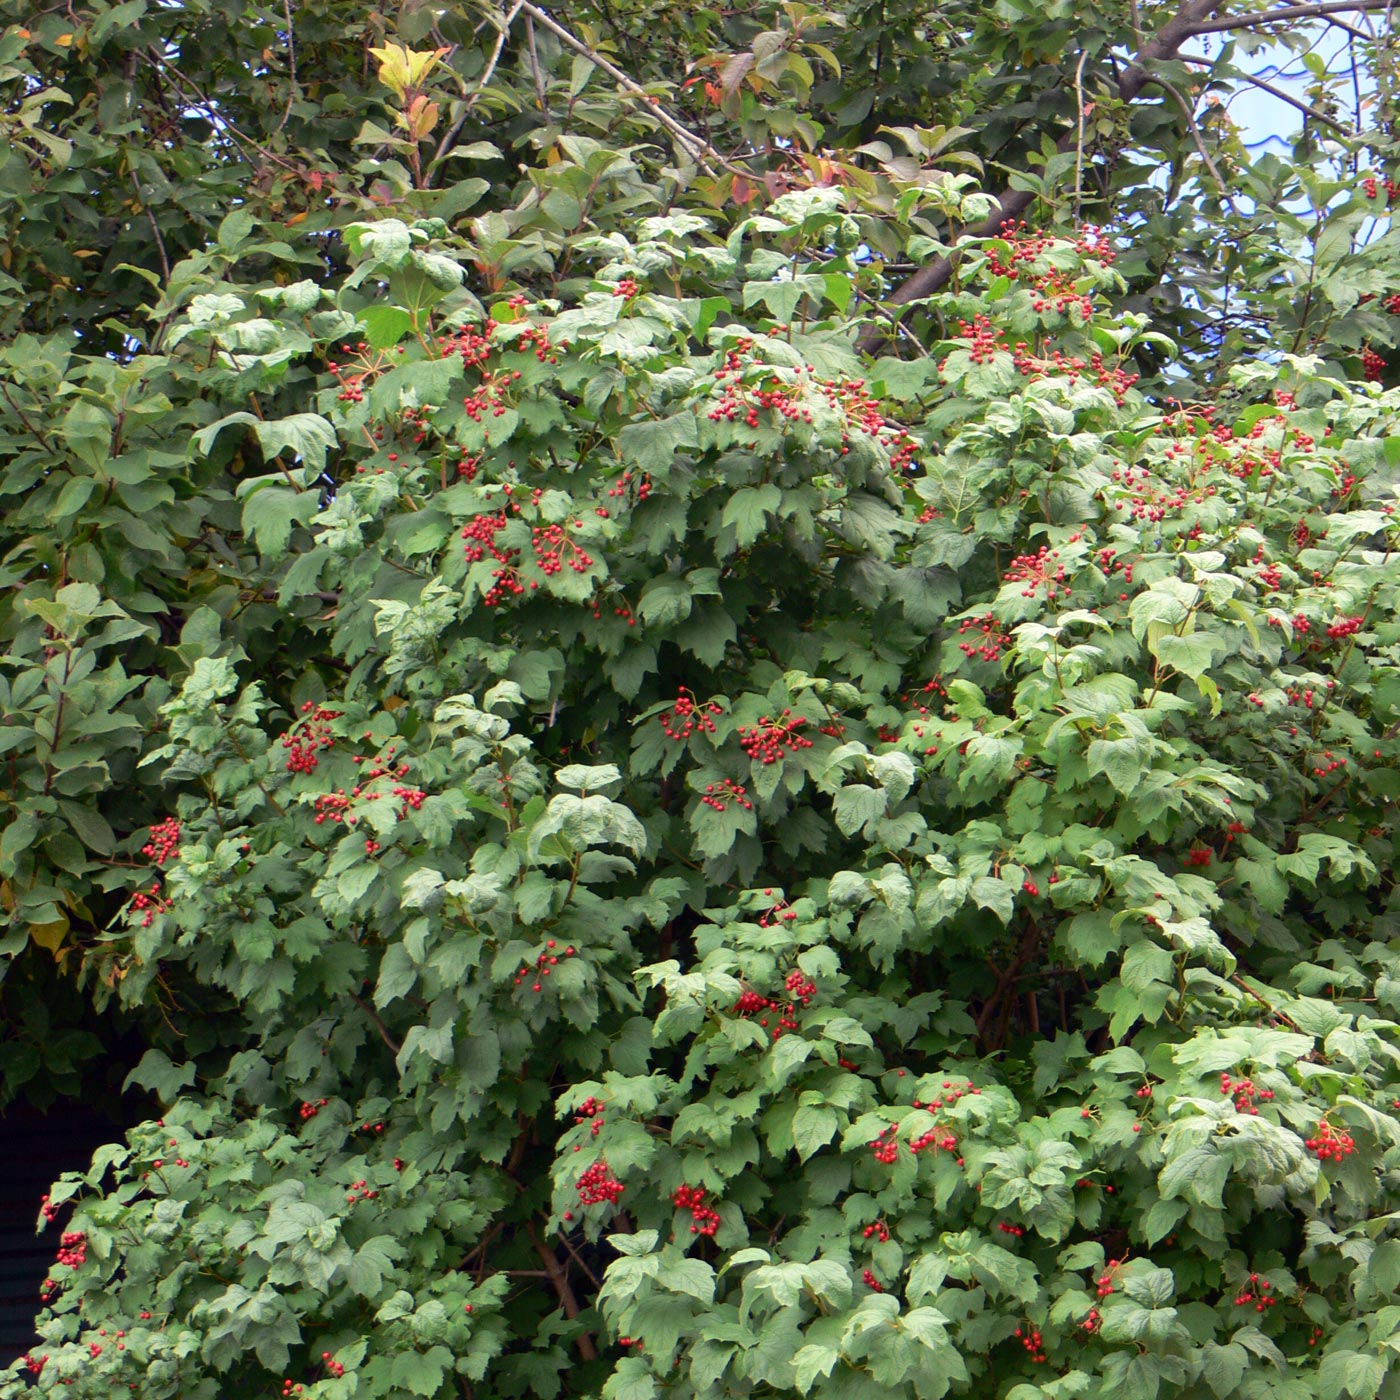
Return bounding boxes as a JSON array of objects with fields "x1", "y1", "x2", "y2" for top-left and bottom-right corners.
[
  {"x1": 1183, "y1": 0, "x2": 1391, "y2": 37},
  {"x1": 1229, "y1": 972, "x2": 1303, "y2": 1033},
  {"x1": 512, "y1": 0, "x2": 732, "y2": 174},
  {"x1": 428, "y1": 0, "x2": 523, "y2": 184},
  {"x1": 858, "y1": 0, "x2": 1228, "y2": 349},
  {"x1": 348, "y1": 990, "x2": 403, "y2": 1055},
  {"x1": 0, "y1": 382, "x2": 54, "y2": 449},
  {"x1": 1179, "y1": 51, "x2": 1357, "y2": 136},
  {"x1": 556, "y1": 1229, "x2": 602, "y2": 1289},
  {"x1": 130, "y1": 172, "x2": 172, "y2": 283},
  {"x1": 276, "y1": 0, "x2": 297, "y2": 133},
  {"x1": 1153, "y1": 76, "x2": 1240, "y2": 214},
  {"x1": 974, "y1": 922, "x2": 1042, "y2": 1048},
  {"x1": 524, "y1": 15, "x2": 549, "y2": 115},
  {"x1": 526, "y1": 1220, "x2": 598, "y2": 1360}
]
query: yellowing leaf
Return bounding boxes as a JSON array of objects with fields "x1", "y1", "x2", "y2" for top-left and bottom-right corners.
[
  {"x1": 369, "y1": 43, "x2": 447, "y2": 101},
  {"x1": 30, "y1": 912, "x2": 70, "y2": 953}
]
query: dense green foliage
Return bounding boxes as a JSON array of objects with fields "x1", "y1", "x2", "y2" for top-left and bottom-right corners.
[{"x1": 3, "y1": 1, "x2": 1400, "y2": 1398}]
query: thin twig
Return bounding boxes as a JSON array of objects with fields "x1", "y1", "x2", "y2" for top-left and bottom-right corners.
[
  {"x1": 526, "y1": 1220, "x2": 598, "y2": 1360},
  {"x1": 1153, "y1": 76, "x2": 1240, "y2": 215},
  {"x1": 556, "y1": 1230, "x2": 602, "y2": 1289},
  {"x1": 348, "y1": 990, "x2": 404, "y2": 1055},
  {"x1": 0, "y1": 382, "x2": 54, "y2": 448},
  {"x1": 1229, "y1": 973, "x2": 1303, "y2": 1033},
  {"x1": 524, "y1": 15, "x2": 549, "y2": 114},
  {"x1": 1183, "y1": 0, "x2": 1391, "y2": 36},
  {"x1": 1178, "y1": 51, "x2": 1356, "y2": 136},
  {"x1": 1073, "y1": 48, "x2": 1090, "y2": 222},
  {"x1": 276, "y1": 0, "x2": 297, "y2": 133},
  {"x1": 428, "y1": 0, "x2": 522, "y2": 184},
  {"x1": 858, "y1": 0, "x2": 1227, "y2": 349},
  {"x1": 513, "y1": 0, "x2": 727, "y2": 173},
  {"x1": 150, "y1": 50, "x2": 302, "y2": 175},
  {"x1": 130, "y1": 172, "x2": 172, "y2": 282}
]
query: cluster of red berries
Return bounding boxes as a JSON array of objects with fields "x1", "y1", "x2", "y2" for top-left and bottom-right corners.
[
  {"x1": 577, "y1": 1160, "x2": 624, "y2": 1205},
  {"x1": 1361, "y1": 174, "x2": 1400, "y2": 200},
  {"x1": 738, "y1": 711, "x2": 812, "y2": 765},
  {"x1": 1004, "y1": 545, "x2": 1069, "y2": 601},
  {"x1": 23, "y1": 1355, "x2": 47, "y2": 1377},
  {"x1": 1013, "y1": 1326, "x2": 1046, "y2": 1363},
  {"x1": 1233, "y1": 1273, "x2": 1277, "y2": 1312},
  {"x1": 55, "y1": 1231, "x2": 86, "y2": 1269},
  {"x1": 616, "y1": 1335, "x2": 644, "y2": 1349},
  {"x1": 575, "y1": 1095, "x2": 605, "y2": 1138},
  {"x1": 327, "y1": 339, "x2": 384, "y2": 405},
  {"x1": 462, "y1": 510, "x2": 515, "y2": 567},
  {"x1": 701, "y1": 779, "x2": 752, "y2": 812},
  {"x1": 955, "y1": 313, "x2": 1005, "y2": 366},
  {"x1": 150, "y1": 1136, "x2": 190, "y2": 1170},
  {"x1": 821, "y1": 375, "x2": 920, "y2": 471},
  {"x1": 1362, "y1": 347, "x2": 1387, "y2": 381},
  {"x1": 1022, "y1": 879, "x2": 1040, "y2": 897},
  {"x1": 1222, "y1": 1070, "x2": 1273, "y2": 1112},
  {"x1": 141, "y1": 817, "x2": 181, "y2": 865},
  {"x1": 1186, "y1": 846, "x2": 1213, "y2": 867},
  {"x1": 39, "y1": 1194, "x2": 60, "y2": 1225},
  {"x1": 392, "y1": 784, "x2": 426, "y2": 815},
  {"x1": 1306, "y1": 1120, "x2": 1355, "y2": 1162},
  {"x1": 861, "y1": 1268, "x2": 884, "y2": 1292},
  {"x1": 871, "y1": 1124, "x2": 901, "y2": 1164},
  {"x1": 282, "y1": 703, "x2": 340, "y2": 774},
  {"x1": 440, "y1": 323, "x2": 493, "y2": 372},
  {"x1": 299, "y1": 1098, "x2": 328, "y2": 1120},
  {"x1": 916, "y1": 1081, "x2": 980, "y2": 1110},
  {"x1": 672, "y1": 1184, "x2": 720, "y2": 1235},
  {"x1": 1081, "y1": 1309, "x2": 1101, "y2": 1332},
  {"x1": 861, "y1": 1220, "x2": 890, "y2": 1243},
  {"x1": 345, "y1": 1178, "x2": 378, "y2": 1204},
  {"x1": 514, "y1": 940, "x2": 576, "y2": 992},
  {"x1": 909, "y1": 1123, "x2": 959, "y2": 1155},
  {"x1": 129, "y1": 881, "x2": 172, "y2": 928},
  {"x1": 530, "y1": 521, "x2": 595, "y2": 576},
  {"x1": 589, "y1": 594, "x2": 636, "y2": 626},
  {"x1": 312, "y1": 791, "x2": 353, "y2": 827},
  {"x1": 732, "y1": 989, "x2": 801, "y2": 1041},
  {"x1": 704, "y1": 342, "x2": 918, "y2": 468},
  {"x1": 783, "y1": 968, "x2": 816, "y2": 1002},
  {"x1": 659, "y1": 690, "x2": 720, "y2": 742},
  {"x1": 1326, "y1": 615, "x2": 1363, "y2": 639},
  {"x1": 984, "y1": 220, "x2": 1114, "y2": 314},
  {"x1": 612, "y1": 278, "x2": 639, "y2": 299},
  {"x1": 731, "y1": 965, "x2": 815, "y2": 1040},
  {"x1": 997, "y1": 1222, "x2": 1025, "y2": 1237},
  {"x1": 707, "y1": 347, "x2": 813, "y2": 430},
  {"x1": 461, "y1": 376, "x2": 519, "y2": 424},
  {"x1": 605, "y1": 469, "x2": 652, "y2": 503},
  {"x1": 1096, "y1": 1260, "x2": 1123, "y2": 1297},
  {"x1": 758, "y1": 897, "x2": 801, "y2": 929},
  {"x1": 1012, "y1": 344, "x2": 1139, "y2": 404},
  {"x1": 512, "y1": 320, "x2": 563, "y2": 365},
  {"x1": 957, "y1": 613, "x2": 1011, "y2": 662},
  {"x1": 1309, "y1": 749, "x2": 1348, "y2": 779}
]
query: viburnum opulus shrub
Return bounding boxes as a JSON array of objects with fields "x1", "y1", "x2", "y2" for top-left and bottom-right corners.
[{"x1": 10, "y1": 191, "x2": 1400, "y2": 1400}]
